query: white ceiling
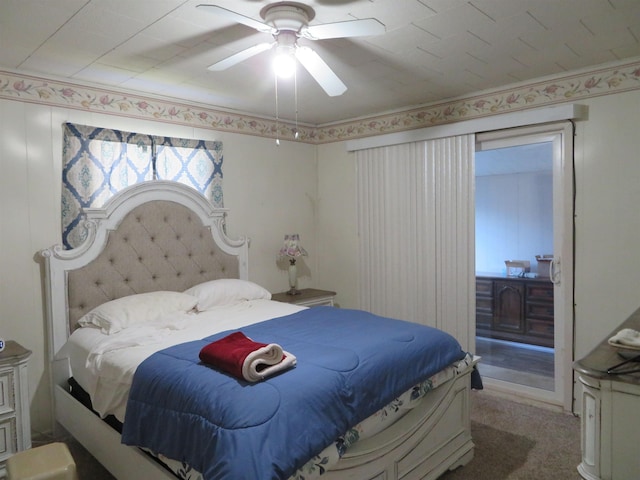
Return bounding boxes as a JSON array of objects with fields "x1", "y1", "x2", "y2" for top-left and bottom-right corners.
[{"x1": 2, "y1": 0, "x2": 639, "y2": 125}]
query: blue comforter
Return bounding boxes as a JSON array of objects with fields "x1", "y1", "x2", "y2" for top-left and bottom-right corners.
[{"x1": 121, "y1": 307, "x2": 465, "y2": 480}]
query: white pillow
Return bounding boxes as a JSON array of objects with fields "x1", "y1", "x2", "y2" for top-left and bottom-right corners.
[
  {"x1": 77, "y1": 291, "x2": 199, "y2": 334},
  {"x1": 184, "y1": 279, "x2": 271, "y2": 311}
]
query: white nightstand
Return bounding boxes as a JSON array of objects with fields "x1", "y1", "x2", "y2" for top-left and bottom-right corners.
[
  {"x1": 271, "y1": 288, "x2": 336, "y2": 307},
  {"x1": 0, "y1": 341, "x2": 32, "y2": 478}
]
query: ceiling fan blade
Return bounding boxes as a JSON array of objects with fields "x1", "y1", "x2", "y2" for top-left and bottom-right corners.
[
  {"x1": 197, "y1": 4, "x2": 276, "y2": 34},
  {"x1": 301, "y1": 18, "x2": 385, "y2": 40},
  {"x1": 208, "y1": 42, "x2": 274, "y2": 71},
  {"x1": 295, "y1": 46, "x2": 346, "y2": 97}
]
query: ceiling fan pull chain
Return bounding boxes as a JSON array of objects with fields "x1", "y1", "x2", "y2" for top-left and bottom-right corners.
[
  {"x1": 275, "y1": 71, "x2": 280, "y2": 146},
  {"x1": 294, "y1": 67, "x2": 299, "y2": 140}
]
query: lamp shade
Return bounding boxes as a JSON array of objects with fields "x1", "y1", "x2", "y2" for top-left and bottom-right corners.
[{"x1": 279, "y1": 234, "x2": 308, "y2": 258}]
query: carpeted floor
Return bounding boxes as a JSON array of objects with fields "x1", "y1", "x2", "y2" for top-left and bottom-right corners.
[
  {"x1": 40, "y1": 391, "x2": 581, "y2": 480},
  {"x1": 440, "y1": 391, "x2": 582, "y2": 479}
]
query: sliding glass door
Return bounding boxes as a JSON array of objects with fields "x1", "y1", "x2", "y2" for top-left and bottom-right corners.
[{"x1": 474, "y1": 123, "x2": 574, "y2": 410}]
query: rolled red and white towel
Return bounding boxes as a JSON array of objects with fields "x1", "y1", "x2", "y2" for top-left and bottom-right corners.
[{"x1": 199, "y1": 331, "x2": 296, "y2": 382}]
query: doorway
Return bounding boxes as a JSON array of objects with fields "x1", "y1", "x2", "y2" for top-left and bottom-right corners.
[{"x1": 474, "y1": 123, "x2": 574, "y2": 409}]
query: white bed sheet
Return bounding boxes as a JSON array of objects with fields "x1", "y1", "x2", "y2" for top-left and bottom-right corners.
[{"x1": 63, "y1": 299, "x2": 306, "y2": 422}]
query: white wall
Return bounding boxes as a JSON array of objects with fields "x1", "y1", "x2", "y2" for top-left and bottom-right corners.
[
  {"x1": 475, "y1": 171, "x2": 554, "y2": 275},
  {"x1": 316, "y1": 88, "x2": 640, "y2": 373},
  {"x1": 573, "y1": 90, "x2": 640, "y2": 359},
  {"x1": 315, "y1": 141, "x2": 358, "y2": 308},
  {"x1": 3, "y1": 79, "x2": 640, "y2": 435},
  {"x1": 0, "y1": 98, "x2": 317, "y2": 435}
]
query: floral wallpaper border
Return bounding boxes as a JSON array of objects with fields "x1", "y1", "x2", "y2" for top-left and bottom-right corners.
[{"x1": 2, "y1": 57, "x2": 640, "y2": 145}]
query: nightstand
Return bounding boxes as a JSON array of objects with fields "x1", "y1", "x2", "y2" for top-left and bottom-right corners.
[
  {"x1": 272, "y1": 288, "x2": 336, "y2": 307},
  {"x1": 0, "y1": 341, "x2": 32, "y2": 478}
]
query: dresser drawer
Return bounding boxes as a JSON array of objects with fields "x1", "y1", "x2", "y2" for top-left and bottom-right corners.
[
  {"x1": 526, "y1": 283, "x2": 553, "y2": 301},
  {"x1": 526, "y1": 301, "x2": 554, "y2": 320},
  {"x1": 526, "y1": 318, "x2": 554, "y2": 345},
  {"x1": 476, "y1": 297, "x2": 493, "y2": 313},
  {"x1": 0, "y1": 416, "x2": 17, "y2": 462},
  {"x1": 476, "y1": 279, "x2": 493, "y2": 296},
  {"x1": 0, "y1": 370, "x2": 15, "y2": 416},
  {"x1": 476, "y1": 312, "x2": 493, "y2": 329},
  {"x1": 0, "y1": 341, "x2": 32, "y2": 473}
]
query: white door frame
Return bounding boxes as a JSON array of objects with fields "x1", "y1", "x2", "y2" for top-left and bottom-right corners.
[{"x1": 476, "y1": 122, "x2": 575, "y2": 411}]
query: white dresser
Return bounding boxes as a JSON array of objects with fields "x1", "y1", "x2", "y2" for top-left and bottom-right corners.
[
  {"x1": 573, "y1": 308, "x2": 640, "y2": 480},
  {"x1": 0, "y1": 341, "x2": 31, "y2": 478}
]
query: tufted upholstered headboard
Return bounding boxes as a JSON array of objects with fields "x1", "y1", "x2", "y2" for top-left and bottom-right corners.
[
  {"x1": 40, "y1": 181, "x2": 249, "y2": 362},
  {"x1": 66, "y1": 200, "x2": 240, "y2": 327}
]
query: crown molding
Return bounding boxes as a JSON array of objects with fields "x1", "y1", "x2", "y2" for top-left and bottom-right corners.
[{"x1": 1, "y1": 58, "x2": 639, "y2": 145}]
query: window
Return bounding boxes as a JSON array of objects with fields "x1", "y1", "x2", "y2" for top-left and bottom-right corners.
[{"x1": 61, "y1": 123, "x2": 223, "y2": 249}]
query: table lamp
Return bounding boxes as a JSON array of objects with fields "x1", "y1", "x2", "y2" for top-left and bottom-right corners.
[{"x1": 279, "y1": 234, "x2": 307, "y2": 295}]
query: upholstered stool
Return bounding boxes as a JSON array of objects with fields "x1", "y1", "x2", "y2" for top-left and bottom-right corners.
[{"x1": 6, "y1": 442, "x2": 78, "y2": 480}]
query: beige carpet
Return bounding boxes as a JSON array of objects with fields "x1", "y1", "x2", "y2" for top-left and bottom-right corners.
[
  {"x1": 441, "y1": 391, "x2": 582, "y2": 480},
  {"x1": 44, "y1": 391, "x2": 582, "y2": 480}
]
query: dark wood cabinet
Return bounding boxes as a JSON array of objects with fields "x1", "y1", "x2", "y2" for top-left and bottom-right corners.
[
  {"x1": 493, "y1": 280, "x2": 526, "y2": 333},
  {"x1": 476, "y1": 275, "x2": 554, "y2": 347},
  {"x1": 475, "y1": 278, "x2": 493, "y2": 331},
  {"x1": 525, "y1": 282, "x2": 554, "y2": 341}
]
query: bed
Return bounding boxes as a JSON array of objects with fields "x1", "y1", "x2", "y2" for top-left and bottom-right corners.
[{"x1": 39, "y1": 180, "x2": 479, "y2": 480}]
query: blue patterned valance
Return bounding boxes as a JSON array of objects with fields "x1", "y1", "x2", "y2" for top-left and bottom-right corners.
[
  {"x1": 155, "y1": 136, "x2": 224, "y2": 206},
  {"x1": 62, "y1": 123, "x2": 223, "y2": 249}
]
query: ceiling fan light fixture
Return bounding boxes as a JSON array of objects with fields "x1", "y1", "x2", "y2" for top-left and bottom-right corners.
[
  {"x1": 273, "y1": 46, "x2": 296, "y2": 78},
  {"x1": 199, "y1": 2, "x2": 385, "y2": 96}
]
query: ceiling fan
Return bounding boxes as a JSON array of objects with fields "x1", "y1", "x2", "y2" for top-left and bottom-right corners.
[{"x1": 197, "y1": 2, "x2": 385, "y2": 97}]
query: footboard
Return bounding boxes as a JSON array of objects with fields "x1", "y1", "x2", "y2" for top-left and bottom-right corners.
[
  {"x1": 53, "y1": 358, "x2": 476, "y2": 480},
  {"x1": 323, "y1": 359, "x2": 476, "y2": 480}
]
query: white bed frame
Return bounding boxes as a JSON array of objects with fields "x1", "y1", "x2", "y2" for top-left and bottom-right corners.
[{"x1": 40, "y1": 181, "x2": 476, "y2": 480}]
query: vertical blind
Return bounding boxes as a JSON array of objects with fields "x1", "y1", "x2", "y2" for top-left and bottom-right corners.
[{"x1": 356, "y1": 135, "x2": 475, "y2": 350}]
